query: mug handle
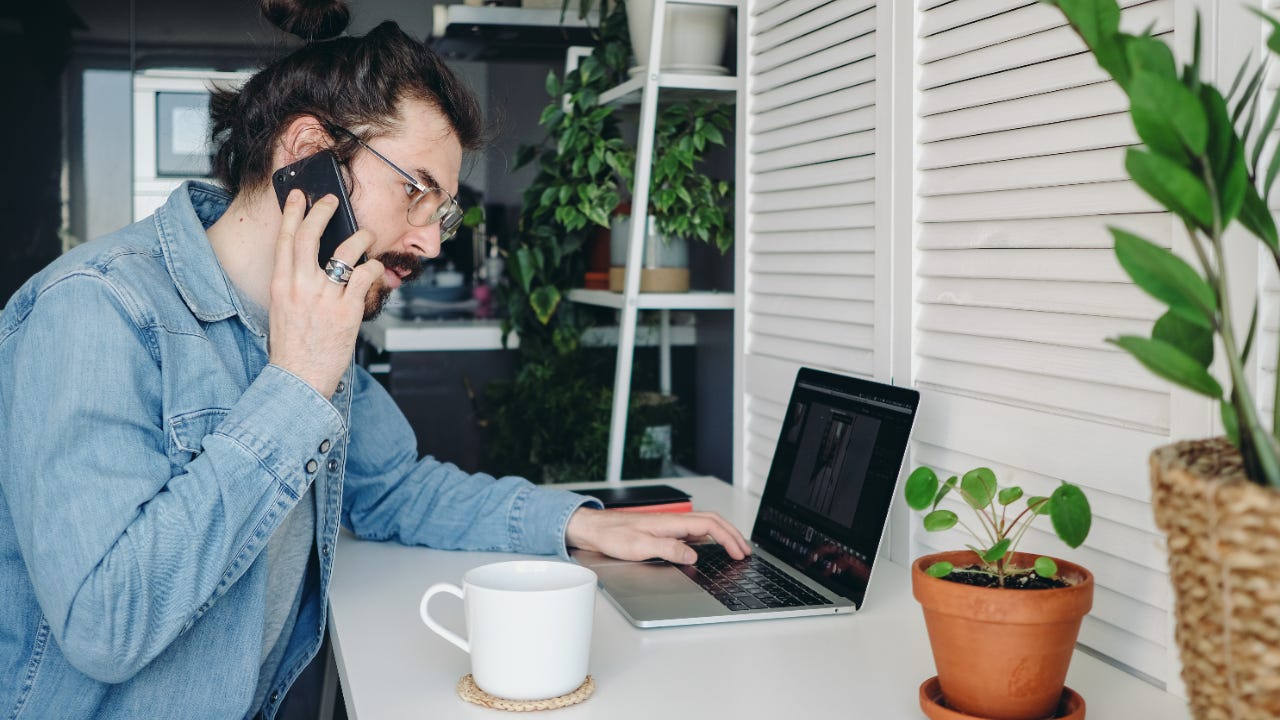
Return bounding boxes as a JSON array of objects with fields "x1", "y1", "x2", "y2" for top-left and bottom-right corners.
[{"x1": 419, "y1": 583, "x2": 469, "y2": 654}]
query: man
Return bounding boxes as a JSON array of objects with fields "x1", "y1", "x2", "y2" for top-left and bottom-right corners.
[{"x1": 0, "y1": 14, "x2": 748, "y2": 719}]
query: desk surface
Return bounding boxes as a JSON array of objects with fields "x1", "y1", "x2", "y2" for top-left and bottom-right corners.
[{"x1": 327, "y1": 477, "x2": 1190, "y2": 719}]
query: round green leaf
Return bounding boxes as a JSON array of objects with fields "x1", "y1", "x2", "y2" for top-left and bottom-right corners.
[
  {"x1": 1049, "y1": 483, "x2": 1092, "y2": 549},
  {"x1": 905, "y1": 466, "x2": 939, "y2": 511},
  {"x1": 934, "y1": 476, "x2": 958, "y2": 510},
  {"x1": 923, "y1": 509, "x2": 958, "y2": 532},
  {"x1": 998, "y1": 487, "x2": 1024, "y2": 506},
  {"x1": 981, "y1": 538, "x2": 1012, "y2": 563},
  {"x1": 925, "y1": 561, "x2": 954, "y2": 578},
  {"x1": 960, "y1": 467, "x2": 997, "y2": 509},
  {"x1": 1034, "y1": 556, "x2": 1059, "y2": 578}
]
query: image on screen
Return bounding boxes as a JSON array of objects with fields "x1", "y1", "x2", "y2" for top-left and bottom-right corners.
[{"x1": 783, "y1": 404, "x2": 880, "y2": 528}]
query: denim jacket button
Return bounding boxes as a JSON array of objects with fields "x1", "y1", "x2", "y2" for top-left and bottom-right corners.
[
  {"x1": 305, "y1": 459, "x2": 318, "y2": 474},
  {"x1": 322, "y1": 544, "x2": 330, "y2": 556},
  {"x1": 327, "y1": 458, "x2": 338, "y2": 473},
  {"x1": 270, "y1": 691, "x2": 279, "y2": 703},
  {"x1": 319, "y1": 439, "x2": 331, "y2": 454},
  {"x1": 335, "y1": 381, "x2": 346, "y2": 394}
]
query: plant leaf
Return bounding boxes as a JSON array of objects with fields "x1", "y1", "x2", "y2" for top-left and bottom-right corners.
[
  {"x1": 1197, "y1": 84, "x2": 1248, "y2": 228},
  {"x1": 981, "y1": 538, "x2": 1012, "y2": 563},
  {"x1": 904, "y1": 466, "x2": 939, "y2": 511},
  {"x1": 529, "y1": 285, "x2": 562, "y2": 326},
  {"x1": 1034, "y1": 556, "x2": 1059, "y2": 578},
  {"x1": 933, "y1": 476, "x2": 958, "y2": 510},
  {"x1": 1052, "y1": 0, "x2": 1129, "y2": 88},
  {"x1": 960, "y1": 467, "x2": 998, "y2": 509},
  {"x1": 1240, "y1": 184, "x2": 1280, "y2": 252},
  {"x1": 1049, "y1": 483, "x2": 1092, "y2": 549},
  {"x1": 1109, "y1": 335, "x2": 1224, "y2": 399},
  {"x1": 1152, "y1": 310, "x2": 1213, "y2": 368},
  {"x1": 923, "y1": 509, "x2": 959, "y2": 532},
  {"x1": 998, "y1": 487, "x2": 1024, "y2": 506},
  {"x1": 926, "y1": 561, "x2": 954, "y2": 578},
  {"x1": 1111, "y1": 227, "x2": 1216, "y2": 328},
  {"x1": 1123, "y1": 148, "x2": 1214, "y2": 229},
  {"x1": 1128, "y1": 70, "x2": 1207, "y2": 158}
]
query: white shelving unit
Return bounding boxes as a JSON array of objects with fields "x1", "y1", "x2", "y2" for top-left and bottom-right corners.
[{"x1": 569, "y1": 0, "x2": 742, "y2": 483}]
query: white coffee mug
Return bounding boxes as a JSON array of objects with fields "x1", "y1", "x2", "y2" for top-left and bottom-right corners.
[{"x1": 419, "y1": 560, "x2": 597, "y2": 701}]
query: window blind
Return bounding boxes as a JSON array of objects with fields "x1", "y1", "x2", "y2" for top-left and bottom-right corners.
[
  {"x1": 914, "y1": 0, "x2": 1180, "y2": 686},
  {"x1": 742, "y1": 0, "x2": 882, "y2": 494}
]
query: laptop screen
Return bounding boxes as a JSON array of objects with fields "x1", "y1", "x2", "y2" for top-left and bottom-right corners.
[{"x1": 751, "y1": 367, "x2": 919, "y2": 608}]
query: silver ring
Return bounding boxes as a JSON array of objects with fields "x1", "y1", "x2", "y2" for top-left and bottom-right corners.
[{"x1": 324, "y1": 257, "x2": 354, "y2": 286}]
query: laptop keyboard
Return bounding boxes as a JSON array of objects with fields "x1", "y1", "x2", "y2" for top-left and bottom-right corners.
[{"x1": 677, "y1": 545, "x2": 833, "y2": 612}]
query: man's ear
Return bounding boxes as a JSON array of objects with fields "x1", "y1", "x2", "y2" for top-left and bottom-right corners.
[{"x1": 276, "y1": 115, "x2": 334, "y2": 165}]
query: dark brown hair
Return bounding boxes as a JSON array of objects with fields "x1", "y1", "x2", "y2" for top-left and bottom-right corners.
[{"x1": 210, "y1": 0, "x2": 483, "y2": 195}]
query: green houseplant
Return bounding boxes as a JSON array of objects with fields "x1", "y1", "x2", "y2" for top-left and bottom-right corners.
[
  {"x1": 610, "y1": 99, "x2": 733, "y2": 292},
  {"x1": 906, "y1": 465, "x2": 1093, "y2": 720},
  {"x1": 1046, "y1": 0, "x2": 1280, "y2": 716},
  {"x1": 485, "y1": 6, "x2": 697, "y2": 481}
]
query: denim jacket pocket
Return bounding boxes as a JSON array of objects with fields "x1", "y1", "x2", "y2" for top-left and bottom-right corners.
[{"x1": 166, "y1": 408, "x2": 230, "y2": 471}]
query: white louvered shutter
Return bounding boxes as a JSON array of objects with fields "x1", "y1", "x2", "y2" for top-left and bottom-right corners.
[
  {"x1": 1264, "y1": 2, "x2": 1280, "y2": 432},
  {"x1": 913, "y1": 0, "x2": 1186, "y2": 686},
  {"x1": 742, "y1": 0, "x2": 885, "y2": 495}
]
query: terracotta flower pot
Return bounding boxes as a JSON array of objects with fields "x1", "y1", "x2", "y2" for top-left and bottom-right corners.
[
  {"x1": 1150, "y1": 437, "x2": 1280, "y2": 719},
  {"x1": 912, "y1": 550, "x2": 1094, "y2": 720}
]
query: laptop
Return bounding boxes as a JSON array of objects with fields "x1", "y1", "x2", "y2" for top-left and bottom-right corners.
[{"x1": 572, "y1": 367, "x2": 920, "y2": 627}]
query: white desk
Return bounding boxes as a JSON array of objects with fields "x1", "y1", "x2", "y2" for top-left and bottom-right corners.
[{"x1": 327, "y1": 477, "x2": 1190, "y2": 719}]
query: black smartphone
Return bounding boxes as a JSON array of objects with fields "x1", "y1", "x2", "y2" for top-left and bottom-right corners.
[
  {"x1": 271, "y1": 150, "x2": 360, "y2": 269},
  {"x1": 573, "y1": 484, "x2": 691, "y2": 509}
]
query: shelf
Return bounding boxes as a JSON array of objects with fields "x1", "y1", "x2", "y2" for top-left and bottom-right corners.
[
  {"x1": 429, "y1": 5, "x2": 600, "y2": 62},
  {"x1": 599, "y1": 73, "x2": 738, "y2": 106},
  {"x1": 568, "y1": 288, "x2": 735, "y2": 310}
]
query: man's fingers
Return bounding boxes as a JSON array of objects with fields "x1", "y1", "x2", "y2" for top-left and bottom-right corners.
[
  {"x1": 274, "y1": 189, "x2": 307, "y2": 274},
  {"x1": 292, "y1": 194, "x2": 339, "y2": 273},
  {"x1": 330, "y1": 228, "x2": 379, "y2": 271},
  {"x1": 343, "y1": 257, "x2": 384, "y2": 303}
]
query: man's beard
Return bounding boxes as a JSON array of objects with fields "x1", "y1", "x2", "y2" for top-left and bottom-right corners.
[{"x1": 361, "y1": 250, "x2": 423, "y2": 321}]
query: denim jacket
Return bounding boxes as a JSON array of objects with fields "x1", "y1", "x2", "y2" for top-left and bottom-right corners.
[{"x1": 0, "y1": 182, "x2": 597, "y2": 719}]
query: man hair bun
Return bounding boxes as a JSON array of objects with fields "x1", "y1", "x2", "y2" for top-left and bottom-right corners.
[{"x1": 260, "y1": 0, "x2": 351, "y2": 41}]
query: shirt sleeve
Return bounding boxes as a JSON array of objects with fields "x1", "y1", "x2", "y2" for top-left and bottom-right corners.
[
  {"x1": 340, "y1": 365, "x2": 602, "y2": 559},
  {"x1": 2, "y1": 273, "x2": 344, "y2": 683}
]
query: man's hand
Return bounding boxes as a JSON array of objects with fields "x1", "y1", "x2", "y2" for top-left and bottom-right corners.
[
  {"x1": 564, "y1": 507, "x2": 752, "y2": 565},
  {"x1": 268, "y1": 190, "x2": 383, "y2": 397}
]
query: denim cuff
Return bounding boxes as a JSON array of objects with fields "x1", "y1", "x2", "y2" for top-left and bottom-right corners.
[
  {"x1": 212, "y1": 364, "x2": 347, "y2": 496},
  {"x1": 509, "y1": 486, "x2": 603, "y2": 559}
]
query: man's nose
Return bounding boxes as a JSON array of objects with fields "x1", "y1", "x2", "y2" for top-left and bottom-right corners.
[{"x1": 404, "y1": 224, "x2": 442, "y2": 259}]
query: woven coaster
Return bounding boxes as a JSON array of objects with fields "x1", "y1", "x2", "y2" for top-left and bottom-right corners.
[{"x1": 457, "y1": 674, "x2": 595, "y2": 712}]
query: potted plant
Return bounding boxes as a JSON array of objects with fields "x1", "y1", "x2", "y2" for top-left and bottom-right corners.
[
  {"x1": 905, "y1": 465, "x2": 1093, "y2": 720},
  {"x1": 1046, "y1": 1, "x2": 1280, "y2": 716},
  {"x1": 609, "y1": 100, "x2": 734, "y2": 292},
  {"x1": 623, "y1": 0, "x2": 731, "y2": 76}
]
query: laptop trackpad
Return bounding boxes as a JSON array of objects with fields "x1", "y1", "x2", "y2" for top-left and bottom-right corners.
[{"x1": 593, "y1": 562, "x2": 703, "y2": 599}]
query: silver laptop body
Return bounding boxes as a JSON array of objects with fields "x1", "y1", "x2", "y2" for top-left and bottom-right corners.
[{"x1": 573, "y1": 367, "x2": 920, "y2": 628}]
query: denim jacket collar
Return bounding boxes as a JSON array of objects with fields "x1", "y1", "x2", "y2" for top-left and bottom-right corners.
[{"x1": 155, "y1": 181, "x2": 240, "y2": 324}]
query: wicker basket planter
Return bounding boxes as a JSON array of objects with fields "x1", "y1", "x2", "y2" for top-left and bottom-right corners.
[{"x1": 1150, "y1": 437, "x2": 1280, "y2": 720}]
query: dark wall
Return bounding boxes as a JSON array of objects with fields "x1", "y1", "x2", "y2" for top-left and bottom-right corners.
[{"x1": 0, "y1": 10, "x2": 75, "y2": 305}]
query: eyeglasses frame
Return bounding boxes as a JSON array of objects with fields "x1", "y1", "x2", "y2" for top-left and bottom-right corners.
[{"x1": 330, "y1": 126, "x2": 464, "y2": 241}]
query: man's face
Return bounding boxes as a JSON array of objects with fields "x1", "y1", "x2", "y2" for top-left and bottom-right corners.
[{"x1": 344, "y1": 98, "x2": 464, "y2": 320}]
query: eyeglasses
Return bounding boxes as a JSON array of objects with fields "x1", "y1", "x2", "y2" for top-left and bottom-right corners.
[{"x1": 336, "y1": 128, "x2": 464, "y2": 241}]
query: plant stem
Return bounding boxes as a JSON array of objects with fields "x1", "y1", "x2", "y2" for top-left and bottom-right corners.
[{"x1": 1199, "y1": 189, "x2": 1280, "y2": 486}]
